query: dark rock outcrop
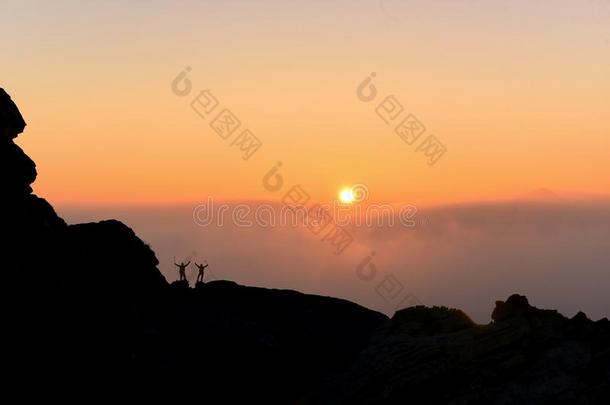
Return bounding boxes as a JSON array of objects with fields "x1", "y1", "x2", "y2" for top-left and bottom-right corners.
[
  {"x1": 1, "y1": 89, "x2": 169, "y2": 388},
  {"x1": 0, "y1": 88, "x2": 26, "y2": 139},
  {"x1": 2, "y1": 88, "x2": 609, "y2": 403},
  {"x1": 306, "y1": 297, "x2": 610, "y2": 404},
  {"x1": 160, "y1": 280, "x2": 388, "y2": 400},
  {"x1": 0, "y1": 140, "x2": 36, "y2": 195}
]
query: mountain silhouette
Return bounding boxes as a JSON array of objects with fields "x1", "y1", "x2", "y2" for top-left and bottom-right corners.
[
  {"x1": 522, "y1": 187, "x2": 560, "y2": 200},
  {"x1": 1, "y1": 88, "x2": 608, "y2": 403}
]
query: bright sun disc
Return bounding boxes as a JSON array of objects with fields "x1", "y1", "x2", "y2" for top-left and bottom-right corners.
[{"x1": 339, "y1": 187, "x2": 355, "y2": 204}]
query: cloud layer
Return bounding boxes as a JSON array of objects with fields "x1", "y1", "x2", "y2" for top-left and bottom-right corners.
[{"x1": 59, "y1": 198, "x2": 610, "y2": 323}]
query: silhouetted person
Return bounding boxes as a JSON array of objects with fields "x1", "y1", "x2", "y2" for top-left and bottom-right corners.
[
  {"x1": 195, "y1": 261, "x2": 209, "y2": 283},
  {"x1": 174, "y1": 260, "x2": 190, "y2": 281}
]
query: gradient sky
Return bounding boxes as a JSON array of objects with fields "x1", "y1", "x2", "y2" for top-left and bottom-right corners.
[{"x1": 2, "y1": 0, "x2": 609, "y2": 205}]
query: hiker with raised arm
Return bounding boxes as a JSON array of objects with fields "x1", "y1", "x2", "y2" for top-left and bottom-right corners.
[
  {"x1": 174, "y1": 260, "x2": 191, "y2": 281},
  {"x1": 195, "y1": 260, "x2": 209, "y2": 283}
]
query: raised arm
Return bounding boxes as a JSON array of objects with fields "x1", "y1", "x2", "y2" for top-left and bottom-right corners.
[{"x1": 185, "y1": 261, "x2": 191, "y2": 267}]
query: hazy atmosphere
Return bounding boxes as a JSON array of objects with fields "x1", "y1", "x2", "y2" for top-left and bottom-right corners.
[{"x1": 59, "y1": 197, "x2": 610, "y2": 323}]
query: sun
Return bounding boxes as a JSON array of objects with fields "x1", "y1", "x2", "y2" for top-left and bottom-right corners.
[{"x1": 339, "y1": 187, "x2": 355, "y2": 204}]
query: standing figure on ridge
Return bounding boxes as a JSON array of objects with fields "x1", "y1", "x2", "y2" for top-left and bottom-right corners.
[
  {"x1": 174, "y1": 260, "x2": 191, "y2": 281},
  {"x1": 195, "y1": 260, "x2": 209, "y2": 283}
]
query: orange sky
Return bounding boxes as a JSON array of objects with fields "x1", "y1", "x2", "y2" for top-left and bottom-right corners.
[{"x1": 3, "y1": 0, "x2": 609, "y2": 206}]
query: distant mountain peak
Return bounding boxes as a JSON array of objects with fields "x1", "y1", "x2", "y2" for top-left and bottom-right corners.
[{"x1": 523, "y1": 187, "x2": 559, "y2": 200}]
